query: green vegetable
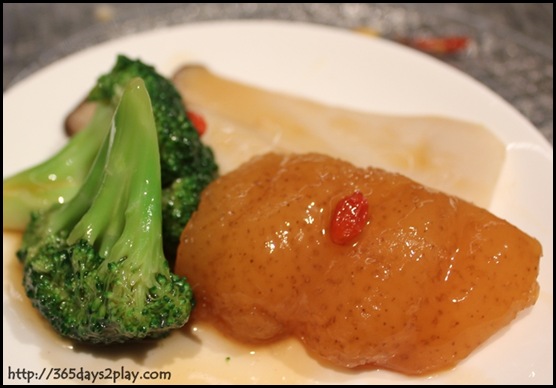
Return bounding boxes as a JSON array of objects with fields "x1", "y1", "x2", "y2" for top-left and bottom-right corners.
[
  {"x1": 17, "y1": 79, "x2": 193, "y2": 344},
  {"x1": 89, "y1": 56, "x2": 218, "y2": 259},
  {"x1": 4, "y1": 55, "x2": 218, "y2": 260},
  {"x1": 3, "y1": 102, "x2": 114, "y2": 231}
]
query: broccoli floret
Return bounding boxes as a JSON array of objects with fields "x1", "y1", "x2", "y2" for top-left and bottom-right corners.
[
  {"x1": 4, "y1": 55, "x2": 218, "y2": 260},
  {"x1": 17, "y1": 79, "x2": 193, "y2": 344},
  {"x1": 161, "y1": 176, "x2": 206, "y2": 256}
]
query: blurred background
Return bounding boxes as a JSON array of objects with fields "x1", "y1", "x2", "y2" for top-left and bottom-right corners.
[{"x1": 3, "y1": 3, "x2": 553, "y2": 144}]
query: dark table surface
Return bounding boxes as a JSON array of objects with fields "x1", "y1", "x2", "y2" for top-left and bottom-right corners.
[{"x1": 3, "y1": 3, "x2": 553, "y2": 145}]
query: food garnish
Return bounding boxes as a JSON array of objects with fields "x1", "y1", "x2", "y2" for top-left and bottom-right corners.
[{"x1": 330, "y1": 191, "x2": 369, "y2": 245}]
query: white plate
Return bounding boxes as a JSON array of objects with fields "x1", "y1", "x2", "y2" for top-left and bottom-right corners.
[{"x1": 3, "y1": 20, "x2": 553, "y2": 385}]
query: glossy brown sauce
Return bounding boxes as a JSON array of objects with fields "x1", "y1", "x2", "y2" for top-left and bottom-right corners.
[{"x1": 175, "y1": 153, "x2": 541, "y2": 375}]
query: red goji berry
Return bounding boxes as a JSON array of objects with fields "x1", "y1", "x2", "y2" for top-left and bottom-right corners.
[
  {"x1": 330, "y1": 191, "x2": 369, "y2": 245},
  {"x1": 187, "y1": 110, "x2": 207, "y2": 136}
]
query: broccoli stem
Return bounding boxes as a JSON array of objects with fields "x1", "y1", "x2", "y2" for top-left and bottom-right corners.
[
  {"x1": 3, "y1": 102, "x2": 114, "y2": 230},
  {"x1": 46, "y1": 79, "x2": 164, "y2": 271}
]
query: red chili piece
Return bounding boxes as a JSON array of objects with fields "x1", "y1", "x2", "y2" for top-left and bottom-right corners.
[
  {"x1": 403, "y1": 36, "x2": 470, "y2": 55},
  {"x1": 330, "y1": 191, "x2": 369, "y2": 245},
  {"x1": 187, "y1": 110, "x2": 207, "y2": 136}
]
